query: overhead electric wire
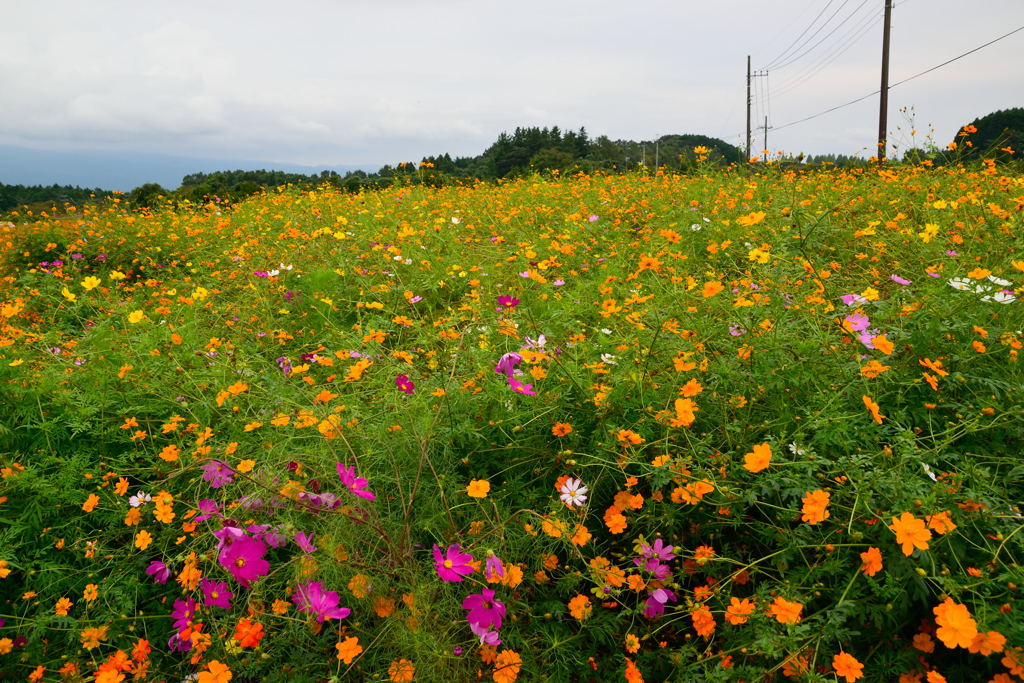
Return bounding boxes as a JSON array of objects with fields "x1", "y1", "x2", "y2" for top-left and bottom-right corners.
[
  {"x1": 771, "y1": 6, "x2": 882, "y2": 97},
  {"x1": 751, "y1": 0, "x2": 819, "y2": 68},
  {"x1": 769, "y1": 0, "x2": 873, "y2": 72},
  {"x1": 771, "y1": 23, "x2": 1024, "y2": 132},
  {"x1": 763, "y1": 0, "x2": 840, "y2": 70}
]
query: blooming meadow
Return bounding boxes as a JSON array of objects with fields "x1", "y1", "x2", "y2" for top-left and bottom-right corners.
[{"x1": 1, "y1": 157, "x2": 1024, "y2": 682}]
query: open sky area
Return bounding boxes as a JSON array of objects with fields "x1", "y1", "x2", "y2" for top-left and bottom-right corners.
[{"x1": 2, "y1": 0, "x2": 1022, "y2": 188}]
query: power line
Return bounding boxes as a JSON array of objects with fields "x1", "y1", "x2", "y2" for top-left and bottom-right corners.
[
  {"x1": 764, "y1": 0, "x2": 841, "y2": 70},
  {"x1": 770, "y1": 6, "x2": 882, "y2": 97},
  {"x1": 770, "y1": 0, "x2": 873, "y2": 72},
  {"x1": 889, "y1": 24, "x2": 1023, "y2": 88},
  {"x1": 772, "y1": 23, "x2": 1024, "y2": 132}
]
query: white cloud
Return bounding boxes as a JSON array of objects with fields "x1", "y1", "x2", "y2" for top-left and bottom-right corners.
[{"x1": 0, "y1": 0, "x2": 1021, "y2": 166}]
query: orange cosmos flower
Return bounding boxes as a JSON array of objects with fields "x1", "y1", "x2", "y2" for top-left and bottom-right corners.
[
  {"x1": 889, "y1": 512, "x2": 931, "y2": 555},
  {"x1": 862, "y1": 395, "x2": 885, "y2": 423},
  {"x1": 388, "y1": 658, "x2": 415, "y2": 682},
  {"x1": 926, "y1": 510, "x2": 957, "y2": 535},
  {"x1": 859, "y1": 547, "x2": 883, "y2": 576},
  {"x1": 691, "y1": 605, "x2": 716, "y2": 638},
  {"x1": 913, "y1": 632, "x2": 936, "y2": 653},
  {"x1": 551, "y1": 422, "x2": 572, "y2": 437},
  {"x1": 82, "y1": 494, "x2": 100, "y2": 512},
  {"x1": 624, "y1": 657, "x2": 645, "y2": 683},
  {"x1": 568, "y1": 594, "x2": 592, "y2": 620},
  {"x1": 871, "y1": 335, "x2": 894, "y2": 355},
  {"x1": 967, "y1": 630, "x2": 1006, "y2": 656},
  {"x1": 55, "y1": 597, "x2": 73, "y2": 616},
  {"x1": 702, "y1": 280, "x2": 724, "y2": 298},
  {"x1": 616, "y1": 429, "x2": 644, "y2": 445},
  {"x1": 233, "y1": 618, "x2": 264, "y2": 648},
  {"x1": 493, "y1": 649, "x2": 522, "y2": 683},
  {"x1": 80, "y1": 625, "x2": 109, "y2": 649},
  {"x1": 743, "y1": 443, "x2": 772, "y2": 473},
  {"x1": 134, "y1": 529, "x2": 152, "y2": 550},
  {"x1": 800, "y1": 489, "x2": 830, "y2": 524},
  {"x1": 932, "y1": 598, "x2": 978, "y2": 649},
  {"x1": 466, "y1": 479, "x2": 490, "y2": 498},
  {"x1": 725, "y1": 597, "x2": 755, "y2": 625},
  {"x1": 336, "y1": 636, "x2": 363, "y2": 664},
  {"x1": 832, "y1": 652, "x2": 865, "y2": 682},
  {"x1": 768, "y1": 596, "x2": 803, "y2": 624},
  {"x1": 197, "y1": 661, "x2": 232, "y2": 683},
  {"x1": 679, "y1": 378, "x2": 703, "y2": 397}
]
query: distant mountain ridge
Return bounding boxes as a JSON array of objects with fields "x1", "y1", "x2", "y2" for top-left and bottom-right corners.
[{"x1": 0, "y1": 145, "x2": 376, "y2": 192}]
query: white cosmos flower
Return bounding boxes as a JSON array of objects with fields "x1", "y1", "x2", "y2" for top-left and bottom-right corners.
[
  {"x1": 982, "y1": 291, "x2": 1016, "y2": 304},
  {"x1": 988, "y1": 275, "x2": 1012, "y2": 287},
  {"x1": 130, "y1": 491, "x2": 151, "y2": 508},
  {"x1": 947, "y1": 277, "x2": 972, "y2": 291},
  {"x1": 600, "y1": 353, "x2": 617, "y2": 365},
  {"x1": 559, "y1": 478, "x2": 588, "y2": 507}
]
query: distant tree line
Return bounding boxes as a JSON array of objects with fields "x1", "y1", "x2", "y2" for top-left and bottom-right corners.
[
  {"x1": 0, "y1": 183, "x2": 114, "y2": 212},
  {"x1": 5, "y1": 111, "x2": 1019, "y2": 213}
]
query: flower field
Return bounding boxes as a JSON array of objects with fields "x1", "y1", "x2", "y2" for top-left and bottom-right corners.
[{"x1": 2, "y1": 163, "x2": 1024, "y2": 682}]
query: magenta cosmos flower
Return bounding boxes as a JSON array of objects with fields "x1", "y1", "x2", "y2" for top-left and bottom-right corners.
[
  {"x1": 291, "y1": 581, "x2": 351, "y2": 622},
  {"x1": 494, "y1": 352, "x2": 522, "y2": 379},
  {"x1": 145, "y1": 560, "x2": 170, "y2": 584},
  {"x1": 200, "y1": 578, "x2": 233, "y2": 610},
  {"x1": 336, "y1": 463, "x2": 376, "y2": 501},
  {"x1": 462, "y1": 588, "x2": 505, "y2": 630},
  {"x1": 200, "y1": 459, "x2": 235, "y2": 489},
  {"x1": 508, "y1": 378, "x2": 537, "y2": 396},
  {"x1": 433, "y1": 544, "x2": 475, "y2": 582},
  {"x1": 395, "y1": 374, "x2": 415, "y2": 394},
  {"x1": 643, "y1": 587, "x2": 677, "y2": 619},
  {"x1": 217, "y1": 536, "x2": 270, "y2": 588}
]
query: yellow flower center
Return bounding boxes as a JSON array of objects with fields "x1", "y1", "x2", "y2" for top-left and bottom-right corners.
[{"x1": 443, "y1": 560, "x2": 453, "y2": 569}]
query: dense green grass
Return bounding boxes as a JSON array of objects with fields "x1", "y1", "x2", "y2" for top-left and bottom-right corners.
[{"x1": 1, "y1": 162, "x2": 1023, "y2": 682}]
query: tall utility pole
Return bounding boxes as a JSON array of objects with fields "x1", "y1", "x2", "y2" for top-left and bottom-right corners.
[
  {"x1": 763, "y1": 115, "x2": 769, "y2": 156},
  {"x1": 877, "y1": 0, "x2": 893, "y2": 163},
  {"x1": 746, "y1": 55, "x2": 752, "y2": 162},
  {"x1": 746, "y1": 57, "x2": 768, "y2": 162}
]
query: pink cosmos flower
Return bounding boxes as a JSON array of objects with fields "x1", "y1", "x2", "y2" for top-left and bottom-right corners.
[
  {"x1": 201, "y1": 459, "x2": 235, "y2": 489},
  {"x1": 291, "y1": 581, "x2": 351, "y2": 622},
  {"x1": 295, "y1": 531, "x2": 317, "y2": 554},
  {"x1": 483, "y1": 554, "x2": 505, "y2": 581},
  {"x1": 508, "y1": 378, "x2": 537, "y2": 396},
  {"x1": 494, "y1": 352, "x2": 522, "y2": 379},
  {"x1": 643, "y1": 587, "x2": 677, "y2": 618},
  {"x1": 433, "y1": 543, "x2": 475, "y2": 582},
  {"x1": 337, "y1": 463, "x2": 376, "y2": 501},
  {"x1": 497, "y1": 295, "x2": 520, "y2": 309},
  {"x1": 396, "y1": 374, "x2": 415, "y2": 394},
  {"x1": 171, "y1": 597, "x2": 198, "y2": 636},
  {"x1": 145, "y1": 560, "x2": 170, "y2": 584},
  {"x1": 843, "y1": 312, "x2": 870, "y2": 333},
  {"x1": 217, "y1": 536, "x2": 270, "y2": 588},
  {"x1": 470, "y1": 621, "x2": 502, "y2": 646},
  {"x1": 462, "y1": 588, "x2": 506, "y2": 630},
  {"x1": 200, "y1": 578, "x2": 234, "y2": 610}
]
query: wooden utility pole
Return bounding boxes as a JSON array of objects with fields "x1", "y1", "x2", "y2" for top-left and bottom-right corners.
[
  {"x1": 746, "y1": 55, "x2": 752, "y2": 162},
  {"x1": 877, "y1": 0, "x2": 893, "y2": 163}
]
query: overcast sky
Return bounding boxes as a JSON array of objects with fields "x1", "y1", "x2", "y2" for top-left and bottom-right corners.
[{"x1": 2, "y1": 0, "x2": 1022, "y2": 172}]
